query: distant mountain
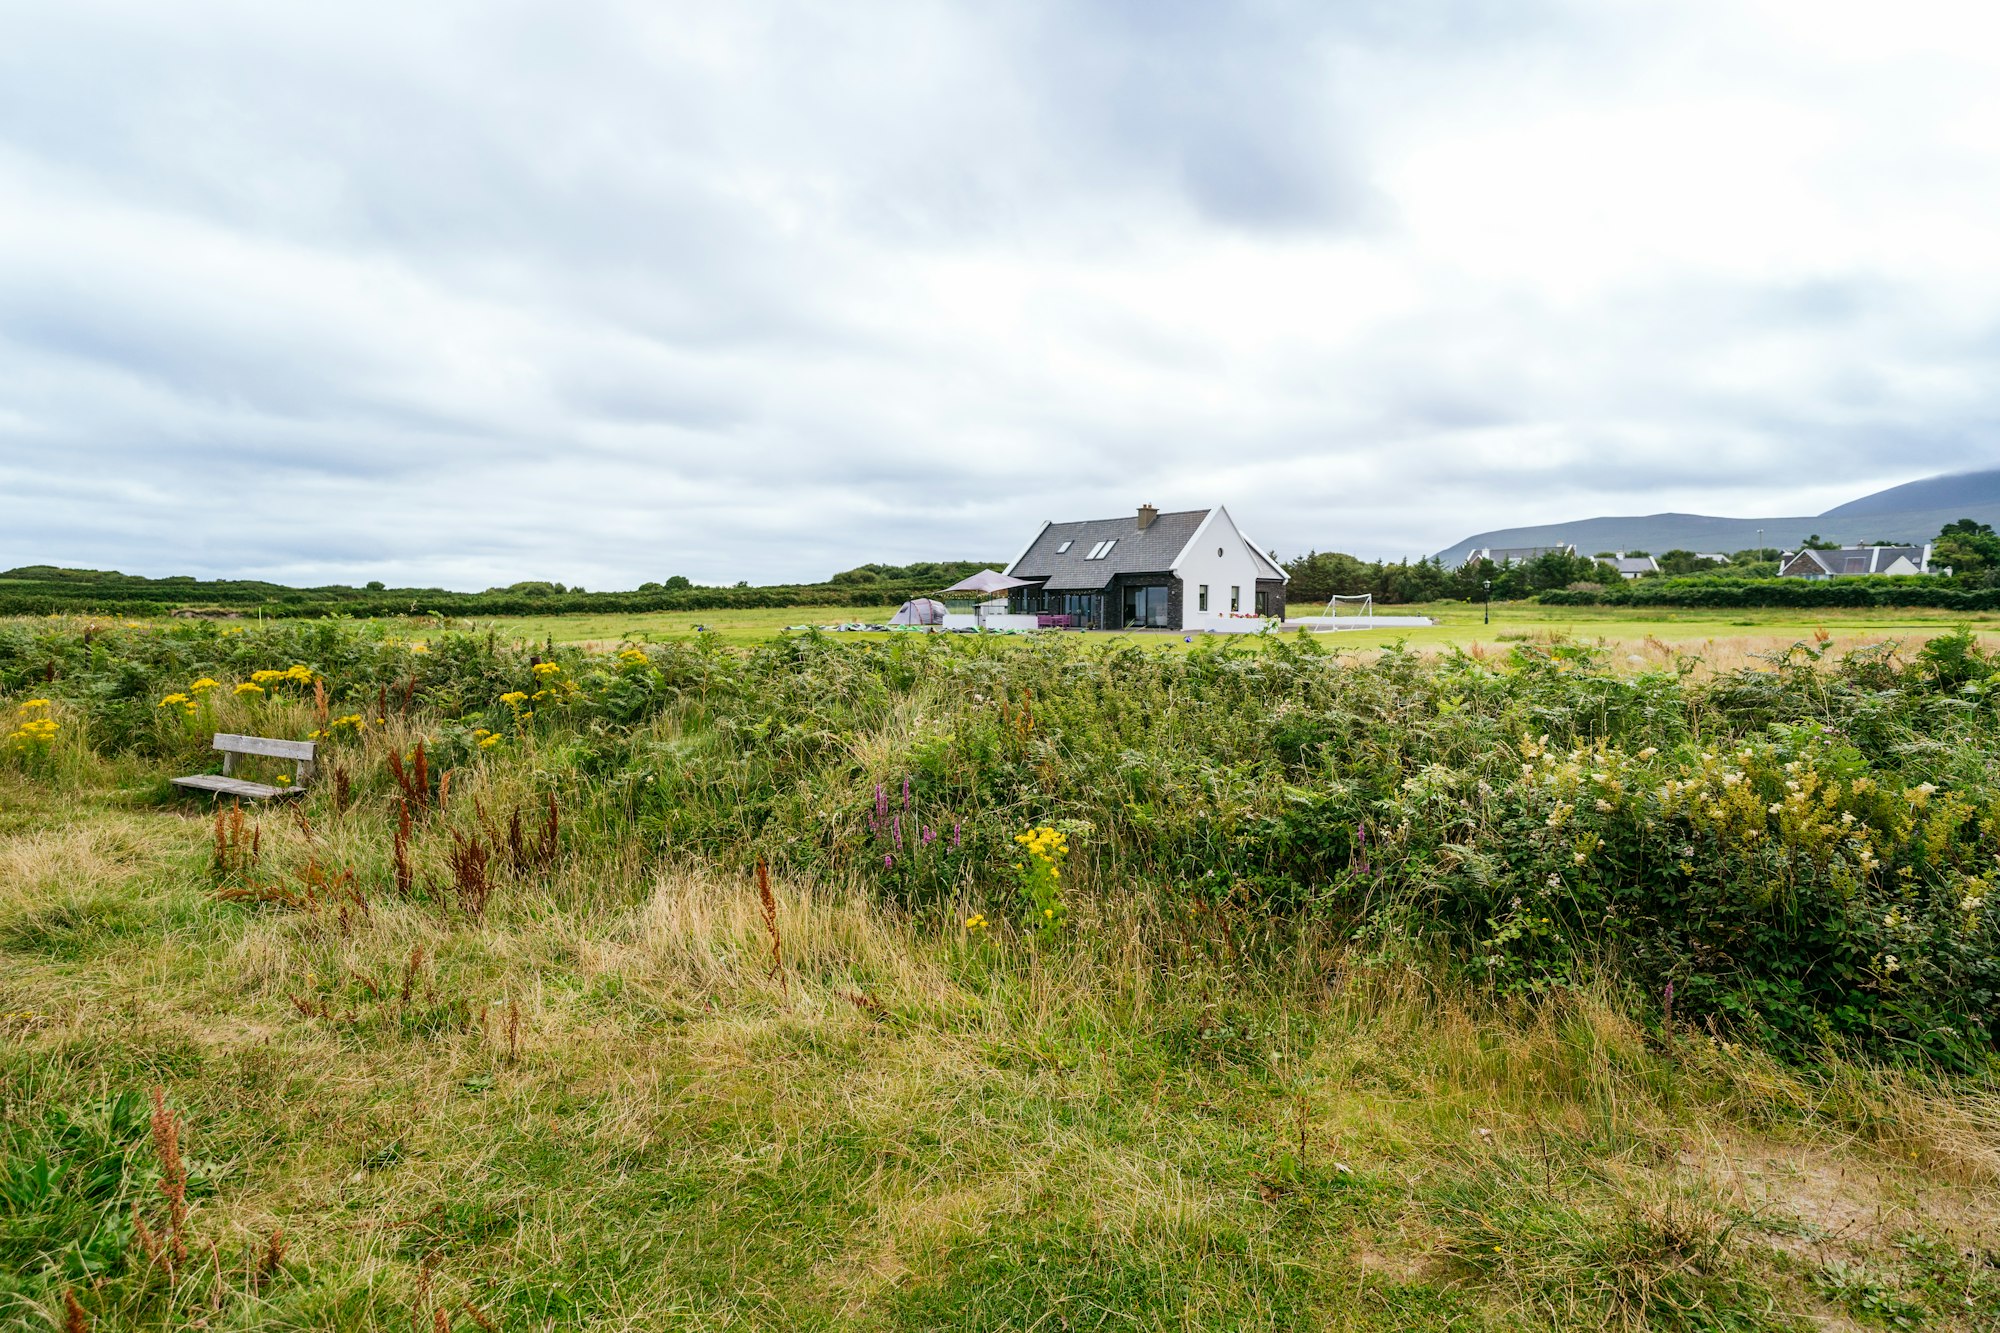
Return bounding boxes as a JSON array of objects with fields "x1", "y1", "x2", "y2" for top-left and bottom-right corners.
[{"x1": 1433, "y1": 467, "x2": 2000, "y2": 566}]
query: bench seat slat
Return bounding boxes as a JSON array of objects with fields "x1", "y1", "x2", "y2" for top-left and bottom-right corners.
[
  {"x1": 171, "y1": 775, "x2": 302, "y2": 800},
  {"x1": 213, "y1": 733, "x2": 316, "y2": 761}
]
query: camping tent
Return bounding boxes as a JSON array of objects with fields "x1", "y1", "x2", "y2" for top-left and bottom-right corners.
[
  {"x1": 889, "y1": 598, "x2": 947, "y2": 626},
  {"x1": 940, "y1": 569, "x2": 1031, "y2": 595}
]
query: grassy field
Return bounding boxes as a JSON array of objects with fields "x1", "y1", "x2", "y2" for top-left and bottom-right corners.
[
  {"x1": 5, "y1": 618, "x2": 2000, "y2": 1330},
  {"x1": 47, "y1": 599, "x2": 2000, "y2": 655},
  {"x1": 439, "y1": 599, "x2": 2000, "y2": 664}
]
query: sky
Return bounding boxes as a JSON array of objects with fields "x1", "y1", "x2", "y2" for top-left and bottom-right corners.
[{"x1": 3, "y1": 0, "x2": 2000, "y2": 589}]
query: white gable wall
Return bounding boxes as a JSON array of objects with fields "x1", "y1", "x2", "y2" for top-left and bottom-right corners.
[{"x1": 1171, "y1": 507, "x2": 1278, "y2": 632}]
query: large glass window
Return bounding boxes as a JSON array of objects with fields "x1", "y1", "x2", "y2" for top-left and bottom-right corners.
[
  {"x1": 1122, "y1": 585, "x2": 1168, "y2": 628},
  {"x1": 1197, "y1": 584, "x2": 1208, "y2": 612},
  {"x1": 1230, "y1": 586, "x2": 1241, "y2": 612}
]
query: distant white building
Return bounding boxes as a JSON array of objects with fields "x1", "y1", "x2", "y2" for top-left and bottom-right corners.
[
  {"x1": 1461, "y1": 543, "x2": 1575, "y2": 568},
  {"x1": 1606, "y1": 554, "x2": 1658, "y2": 580},
  {"x1": 1778, "y1": 544, "x2": 1933, "y2": 579}
]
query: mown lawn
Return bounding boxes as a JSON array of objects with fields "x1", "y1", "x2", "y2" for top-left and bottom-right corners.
[
  {"x1": 48, "y1": 599, "x2": 2000, "y2": 658},
  {"x1": 442, "y1": 600, "x2": 2000, "y2": 654}
]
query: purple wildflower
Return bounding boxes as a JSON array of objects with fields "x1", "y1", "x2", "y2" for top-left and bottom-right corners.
[
  {"x1": 875, "y1": 784, "x2": 888, "y2": 819},
  {"x1": 892, "y1": 815, "x2": 902, "y2": 849},
  {"x1": 951, "y1": 820, "x2": 961, "y2": 849},
  {"x1": 883, "y1": 853, "x2": 894, "y2": 870},
  {"x1": 922, "y1": 826, "x2": 936, "y2": 846},
  {"x1": 902, "y1": 777, "x2": 911, "y2": 809}
]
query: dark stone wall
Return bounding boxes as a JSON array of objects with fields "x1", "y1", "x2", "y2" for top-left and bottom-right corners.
[{"x1": 1256, "y1": 578, "x2": 1287, "y2": 620}]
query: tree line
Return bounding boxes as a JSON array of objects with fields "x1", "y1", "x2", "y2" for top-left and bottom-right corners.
[{"x1": 0, "y1": 561, "x2": 1002, "y2": 619}]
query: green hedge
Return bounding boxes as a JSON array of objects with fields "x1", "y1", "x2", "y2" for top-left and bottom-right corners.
[
  {"x1": 0, "y1": 574, "x2": 959, "y2": 619},
  {"x1": 1540, "y1": 575, "x2": 2000, "y2": 610}
]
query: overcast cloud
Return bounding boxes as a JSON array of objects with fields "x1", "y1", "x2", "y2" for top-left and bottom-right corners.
[{"x1": 3, "y1": 0, "x2": 1999, "y2": 587}]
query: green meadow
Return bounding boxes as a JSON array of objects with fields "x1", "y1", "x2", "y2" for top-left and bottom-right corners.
[{"x1": 450, "y1": 599, "x2": 2000, "y2": 657}]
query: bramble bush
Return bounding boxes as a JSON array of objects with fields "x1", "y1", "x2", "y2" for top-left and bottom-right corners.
[{"x1": 5, "y1": 617, "x2": 2000, "y2": 1067}]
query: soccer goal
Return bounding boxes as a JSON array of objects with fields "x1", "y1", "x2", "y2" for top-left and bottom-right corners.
[{"x1": 1325, "y1": 593, "x2": 1374, "y2": 621}]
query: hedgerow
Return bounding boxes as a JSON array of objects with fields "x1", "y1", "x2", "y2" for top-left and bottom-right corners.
[
  {"x1": 1540, "y1": 573, "x2": 2000, "y2": 609},
  {"x1": 0, "y1": 564, "x2": 999, "y2": 618}
]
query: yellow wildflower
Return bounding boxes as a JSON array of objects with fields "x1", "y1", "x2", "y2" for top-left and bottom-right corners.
[
  {"x1": 500, "y1": 691, "x2": 528, "y2": 707},
  {"x1": 189, "y1": 678, "x2": 221, "y2": 693},
  {"x1": 21, "y1": 699, "x2": 49, "y2": 710},
  {"x1": 234, "y1": 682, "x2": 264, "y2": 696},
  {"x1": 158, "y1": 693, "x2": 191, "y2": 708}
]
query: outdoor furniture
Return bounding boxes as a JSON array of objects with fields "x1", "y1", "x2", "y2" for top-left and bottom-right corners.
[{"x1": 171, "y1": 733, "x2": 315, "y2": 801}]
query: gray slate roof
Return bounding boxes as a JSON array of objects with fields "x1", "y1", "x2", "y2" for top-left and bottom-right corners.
[
  {"x1": 1462, "y1": 544, "x2": 1576, "y2": 567},
  {"x1": 1782, "y1": 545, "x2": 1929, "y2": 577},
  {"x1": 1009, "y1": 509, "x2": 1210, "y2": 592},
  {"x1": 1609, "y1": 556, "x2": 1658, "y2": 576}
]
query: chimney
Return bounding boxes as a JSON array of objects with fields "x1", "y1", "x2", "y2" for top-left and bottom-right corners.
[{"x1": 1136, "y1": 503, "x2": 1158, "y2": 530}]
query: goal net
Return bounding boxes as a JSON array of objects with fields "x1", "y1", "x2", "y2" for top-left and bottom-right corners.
[{"x1": 1325, "y1": 593, "x2": 1373, "y2": 620}]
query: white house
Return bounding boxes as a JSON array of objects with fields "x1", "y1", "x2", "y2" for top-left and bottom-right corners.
[
  {"x1": 1003, "y1": 504, "x2": 1288, "y2": 632},
  {"x1": 1779, "y1": 544, "x2": 1933, "y2": 579},
  {"x1": 1460, "y1": 543, "x2": 1575, "y2": 568},
  {"x1": 1607, "y1": 553, "x2": 1658, "y2": 580}
]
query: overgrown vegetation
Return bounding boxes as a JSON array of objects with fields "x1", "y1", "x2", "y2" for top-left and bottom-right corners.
[{"x1": 5, "y1": 616, "x2": 1999, "y2": 1329}]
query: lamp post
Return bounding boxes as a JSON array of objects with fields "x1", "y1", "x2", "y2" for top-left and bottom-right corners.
[{"x1": 1483, "y1": 578, "x2": 1492, "y2": 626}]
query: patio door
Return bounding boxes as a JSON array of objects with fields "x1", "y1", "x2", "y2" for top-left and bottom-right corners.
[{"x1": 1122, "y1": 585, "x2": 1168, "y2": 628}]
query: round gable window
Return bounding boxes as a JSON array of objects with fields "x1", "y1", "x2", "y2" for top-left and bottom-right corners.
[{"x1": 1217, "y1": 547, "x2": 1224, "y2": 557}]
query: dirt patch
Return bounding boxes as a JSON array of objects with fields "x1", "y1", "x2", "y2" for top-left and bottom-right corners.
[
  {"x1": 1690, "y1": 1130, "x2": 1997, "y2": 1260},
  {"x1": 1349, "y1": 1239, "x2": 1432, "y2": 1282}
]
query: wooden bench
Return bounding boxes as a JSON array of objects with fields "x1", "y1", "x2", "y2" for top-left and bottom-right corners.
[{"x1": 171, "y1": 733, "x2": 316, "y2": 801}]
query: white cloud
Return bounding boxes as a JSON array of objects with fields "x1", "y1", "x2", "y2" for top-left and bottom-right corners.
[{"x1": 2, "y1": 0, "x2": 1998, "y2": 586}]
